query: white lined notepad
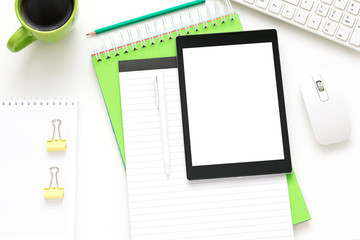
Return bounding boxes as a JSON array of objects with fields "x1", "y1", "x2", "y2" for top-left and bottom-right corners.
[
  {"x1": 120, "y1": 68, "x2": 294, "y2": 240},
  {"x1": 0, "y1": 98, "x2": 78, "y2": 240}
]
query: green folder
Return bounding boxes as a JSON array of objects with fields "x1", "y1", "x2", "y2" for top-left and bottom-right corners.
[{"x1": 91, "y1": 13, "x2": 310, "y2": 225}]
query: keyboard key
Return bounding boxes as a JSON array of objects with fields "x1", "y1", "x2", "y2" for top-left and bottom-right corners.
[
  {"x1": 334, "y1": 0, "x2": 348, "y2": 9},
  {"x1": 294, "y1": 10, "x2": 309, "y2": 24},
  {"x1": 307, "y1": 15, "x2": 322, "y2": 29},
  {"x1": 323, "y1": 20, "x2": 338, "y2": 35},
  {"x1": 300, "y1": 0, "x2": 314, "y2": 10},
  {"x1": 244, "y1": 0, "x2": 255, "y2": 4},
  {"x1": 349, "y1": 21, "x2": 360, "y2": 45},
  {"x1": 285, "y1": 0, "x2": 300, "y2": 5},
  {"x1": 316, "y1": 3, "x2": 330, "y2": 16},
  {"x1": 321, "y1": 0, "x2": 333, "y2": 5},
  {"x1": 342, "y1": 13, "x2": 356, "y2": 27},
  {"x1": 256, "y1": 0, "x2": 270, "y2": 9},
  {"x1": 282, "y1": 4, "x2": 296, "y2": 19},
  {"x1": 336, "y1": 26, "x2": 351, "y2": 40},
  {"x1": 269, "y1": 0, "x2": 284, "y2": 13},
  {"x1": 347, "y1": 2, "x2": 360, "y2": 15},
  {"x1": 329, "y1": 8, "x2": 343, "y2": 22}
]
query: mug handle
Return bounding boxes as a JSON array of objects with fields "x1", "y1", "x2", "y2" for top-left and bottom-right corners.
[{"x1": 7, "y1": 26, "x2": 37, "y2": 52}]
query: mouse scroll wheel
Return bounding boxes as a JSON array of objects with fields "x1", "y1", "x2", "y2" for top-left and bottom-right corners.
[{"x1": 316, "y1": 80, "x2": 325, "y2": 92}]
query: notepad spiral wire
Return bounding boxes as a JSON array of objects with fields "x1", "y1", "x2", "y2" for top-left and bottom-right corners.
[
  {"x1": 91, "y1": 0, "x2": 236, "y2": 61},
  {"x1": 0, "y1": 98, "x2": 77, "y2": 106}
]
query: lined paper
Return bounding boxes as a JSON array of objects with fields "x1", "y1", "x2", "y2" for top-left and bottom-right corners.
[{"x1": 120, "y1": 69, "x2": 294, "y2": 240}]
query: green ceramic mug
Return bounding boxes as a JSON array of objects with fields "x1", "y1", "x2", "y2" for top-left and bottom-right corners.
[{"x1": 7, "y1": 0, "x2": 78, "y2": 53}]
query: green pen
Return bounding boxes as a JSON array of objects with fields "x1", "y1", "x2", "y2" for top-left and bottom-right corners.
[{"x1": 86, "y1": 0, "x2": 205, "y2": 36}]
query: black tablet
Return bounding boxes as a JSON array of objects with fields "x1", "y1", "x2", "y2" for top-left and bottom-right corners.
[{"x1": 176, "y1": 30, "x2": 292, "y2": 180}]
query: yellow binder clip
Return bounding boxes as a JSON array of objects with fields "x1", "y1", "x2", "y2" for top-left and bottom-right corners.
[
  {"x1": 44, "y1": 167, "x2": 64, "y2": 199},
  {"x1": 47, "y1": 119, "x2": 66, "y2": 151}
]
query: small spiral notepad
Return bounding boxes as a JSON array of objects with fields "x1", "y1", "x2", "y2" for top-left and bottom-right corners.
[{"x1": 0, "y1": 98, "x2": 78, "y2": 240}]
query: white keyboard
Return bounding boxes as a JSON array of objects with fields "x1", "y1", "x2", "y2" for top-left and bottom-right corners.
[{"x1": 232, "y1": 0, "x2": 360, "y2": 51}]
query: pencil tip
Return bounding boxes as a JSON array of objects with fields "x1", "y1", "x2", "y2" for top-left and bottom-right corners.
[{"x1": 86, "y1": 31, "x2": 96, "y2": 36}]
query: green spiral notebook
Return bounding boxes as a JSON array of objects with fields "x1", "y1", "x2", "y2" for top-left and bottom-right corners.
[{"x1": 90, "y1": 2, "x2": 310, "y2": 225}]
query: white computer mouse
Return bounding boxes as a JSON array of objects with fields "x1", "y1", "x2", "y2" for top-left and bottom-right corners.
[{"x1": 301, "y1": 73, "x2": 351, "y2": 145}]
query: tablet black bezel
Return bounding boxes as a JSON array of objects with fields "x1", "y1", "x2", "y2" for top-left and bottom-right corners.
[{"x1": 176, "y1": 30, "x2": 292, "y2": 180}]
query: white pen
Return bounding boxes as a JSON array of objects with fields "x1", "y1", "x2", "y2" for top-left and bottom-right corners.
[{"x1": 155, "y1": 75, "x2": 171, "y2": 178}]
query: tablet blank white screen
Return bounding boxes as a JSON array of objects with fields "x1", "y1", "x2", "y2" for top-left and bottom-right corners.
[{"x1": 182, "y1": 42, "x2": 285, "y2": 166}]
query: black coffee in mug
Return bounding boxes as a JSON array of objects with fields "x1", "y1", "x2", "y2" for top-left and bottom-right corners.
[{"x1": 21, "y1": 0, "x2": 74, "y2": 31}]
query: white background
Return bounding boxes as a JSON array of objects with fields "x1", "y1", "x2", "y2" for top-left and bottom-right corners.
[
  {"x1": 1, "y1": 0, "x2": 360, "y2": 239},
  {"x1": 183, "y1": 43, "x2": 285, "y2": 166}
]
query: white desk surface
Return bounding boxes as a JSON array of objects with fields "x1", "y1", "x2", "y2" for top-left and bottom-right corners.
[{"x1": 1, "y1": 0, "x2": 360, "y2": 239}]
